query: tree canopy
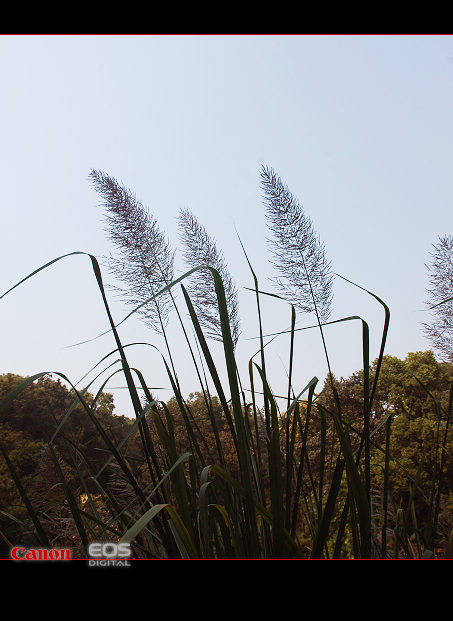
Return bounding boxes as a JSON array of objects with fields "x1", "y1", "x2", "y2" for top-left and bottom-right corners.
[
  {"x1": 0, "y1": 373, "x2": 132, "y2": 557},
  {"x1": 314, "y1": 350, "x2": 453, "y2": 554},
  {"x1": 1, "y1": 349, "x2": 452, "y2": 558}
]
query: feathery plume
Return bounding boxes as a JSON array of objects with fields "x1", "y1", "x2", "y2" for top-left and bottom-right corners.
[
  {"x1": 261, "y1": 165, "x2": 333, "y2": 324},
  {"x1": 422, "y1": 234, "x2": 453, "y2": 362},
  {"x1": 89, "y1": 169, "x2": 175, "y2": 334},
  {"x1": 178, "y1": 208, "x2": 240, "y2": 347}
]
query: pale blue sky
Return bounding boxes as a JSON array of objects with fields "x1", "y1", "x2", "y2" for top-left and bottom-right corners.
[{"x1": 1, "y1": 35, "x2": 452, "y2": 416}]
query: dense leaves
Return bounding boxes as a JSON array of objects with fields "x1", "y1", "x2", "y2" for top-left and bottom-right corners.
[
  {"x1": 312, "y1": 351, "x2": 453, "y2": 556},
  {"x1": 0, "y1": 373, "x2": 133, "y2": 557},
  {"x1": 2, "y1": 349, "x2": 452, "y2": 558}
]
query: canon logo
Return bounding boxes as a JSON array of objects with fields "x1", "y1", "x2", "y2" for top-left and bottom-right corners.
[{"x1": 11, "y1": 547, "x2": 71, "y2": 561}]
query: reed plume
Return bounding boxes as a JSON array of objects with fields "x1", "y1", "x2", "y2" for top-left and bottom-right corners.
[
  {"x1": 89, "y1": 170, "x2": 175, "y2": 335},
  {"x1": 178, "y1": 208, "x2": 240, "y2": 347},
  {"x1": 261, "y1": 165, "x2": 333, "y2": 324},
  {"x1": 422, "y1": 234, "x2": 453, "y2": 362}
]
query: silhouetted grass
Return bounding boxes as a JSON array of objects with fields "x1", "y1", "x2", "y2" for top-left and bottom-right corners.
[
  {"x1": 1, "y1": 167, "x2": 451, "y2": 559},
  {"x1": 2, "y1": 245, "x2": 450, "y2": 559}
]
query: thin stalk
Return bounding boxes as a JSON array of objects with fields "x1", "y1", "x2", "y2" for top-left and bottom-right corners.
[
  {"x1": 0, "y1": 443, "x2": 51, "y2": 548},
  {"x1": 236, "y1": 233, "x2": 271, "y2": 447},
  {"x1": 432, "y1": 380, "x2": 453, "y2": 549},
  {"x1": 285, "y1": 305, "x2": 296, "y2": 531},
  {"x1": 381, "y1": 412, "x2": 393, "y2": 558}
]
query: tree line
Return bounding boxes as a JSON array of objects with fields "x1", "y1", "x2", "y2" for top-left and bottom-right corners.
[{"x1": 1, "y1": 348, "x2": 452, "y2": 557}]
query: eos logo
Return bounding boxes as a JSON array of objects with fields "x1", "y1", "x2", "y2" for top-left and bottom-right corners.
[{"x1": 88, "y1": 542, "x2": 132, "y2": 567}]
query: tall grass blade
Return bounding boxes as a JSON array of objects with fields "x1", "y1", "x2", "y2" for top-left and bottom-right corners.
[
  {"x1": 253, "y1": 363, "x2": 285, "y2": 557},
  {"x1": 290, "y1": 378, "x2": 317, "y2": 538},
  {"x1": 47, "y1": 443, "x2": 89, "y2": 552},
  {"x1": 150, "y1": 404, "x2": 196, "y2": 545},
  {"x1": 285, "y1": 304, "x2": 296, "y2": 531},
  {"x1": 310, "y1": 454, "x2": 345, "y2": 559},
  {"x1": 381, "y1": 412, "x2": 393, "y2": 557},
  {"x1": 181, "y1": 284, "x2": 237, "y2": 452},
  {"x1": 237, "y1": 233, "x2": 272, "y2": 449},
  {"x1": 0, "y1": 444, "x2": 51, "y2": 547}
]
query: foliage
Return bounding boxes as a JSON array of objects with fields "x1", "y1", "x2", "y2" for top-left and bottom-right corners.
[
  {"x1": 314, "y1": 351, "x2": 453, "y2": 557},
  {"x1": 0, "y1": 373, "x2": 132, "y2": 557}
]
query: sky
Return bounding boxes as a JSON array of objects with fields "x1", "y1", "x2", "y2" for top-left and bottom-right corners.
[{"x1": 0, "y1": 34, "x2": 452, "y2": 418}]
